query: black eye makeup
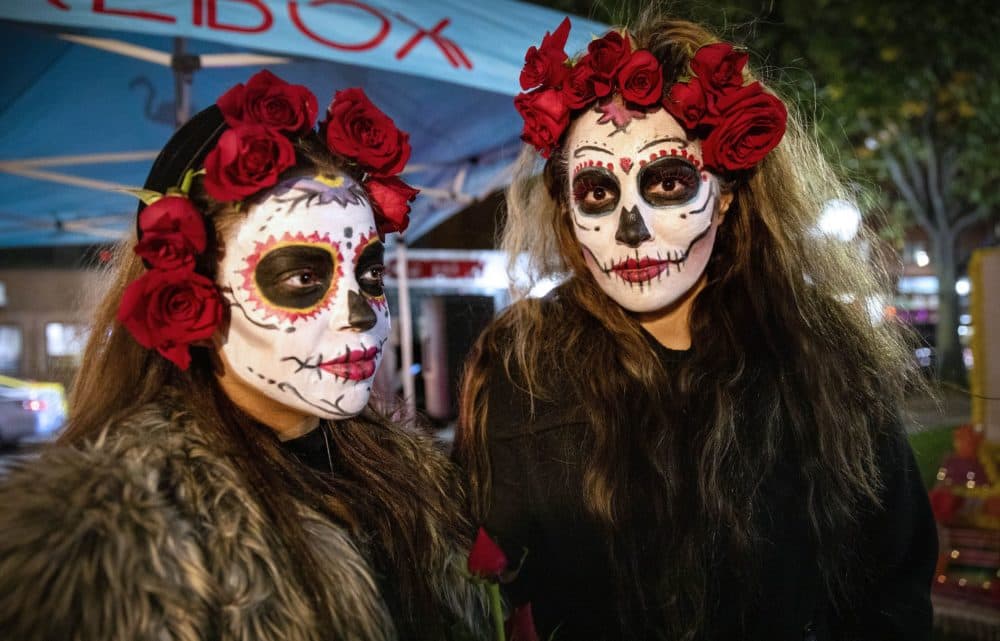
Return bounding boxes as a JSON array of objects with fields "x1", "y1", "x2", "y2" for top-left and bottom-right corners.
[
  {"x1": 571, "y1": 169, "x2": 621, "y2": 216},
  {"x1": 638, "y1": 158, "x2": 700, "y2": 207},
  {"x1": 254, "y1": 245, "x2": 336, "y2": 309},
  {"x1": 355, "y1": 241, "x2": 385, "y2": 298}
]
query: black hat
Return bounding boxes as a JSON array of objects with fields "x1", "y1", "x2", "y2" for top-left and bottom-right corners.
[{"x1": 140, "y1": 105, "x2": 227, "y2": 203}]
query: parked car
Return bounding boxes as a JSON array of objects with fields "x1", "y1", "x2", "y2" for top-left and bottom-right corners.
[{"x1": 0, "y1": 375, "x2": 67, "y2": 446}]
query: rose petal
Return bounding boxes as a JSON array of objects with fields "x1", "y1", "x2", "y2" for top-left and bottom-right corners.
[
  {"x1": 325, "y1": 88, "x2": 411, "y2": 177},
  {"x1": 514, "y1": 88, "x2": 569, "y2": 158},
  {"x1": 367, "y1": 176, "x2": 418, "y2": 234},
  {"x1": 203, "y1": 125, "x2": 296, "y2": 201},
  {"x1": 467, "y1": 526, "x2": 508, "y2": 578}
]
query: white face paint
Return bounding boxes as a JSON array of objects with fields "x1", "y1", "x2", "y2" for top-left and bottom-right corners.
[
  {"x1": 566, "y1": 104, "x2": 725, "y2": 313},
  {"x1": 217, "y1": 175, "x2": 389, "y2": 419}
]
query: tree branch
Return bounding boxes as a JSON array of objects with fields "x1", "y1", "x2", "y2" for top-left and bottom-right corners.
[
  {"x1": 895, "y1": 125, "x2": 928, "y2": 206},
  {"x1": 948, "y1": 205, "x2": 988, "y2": 245},
  {"x1": 921, "y1": 102, "x2": 949, "y2": 232},
  {"x1": 941, "y1": 147, "x2": 959, "y2": 197},
  {"x1": 882, "y1": 149, "x2": 935, "y2": 233},
  {"x1": 858, "y1": 114, "x2": 934, "y2": 232}
]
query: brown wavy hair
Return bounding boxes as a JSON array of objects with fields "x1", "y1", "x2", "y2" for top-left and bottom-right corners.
[
  {"x1": 60, "y1": 131, "x2": 474, "y2": 637},
  {"x1": 454, "y1": 14, "x2": 920, "y2": 639}
]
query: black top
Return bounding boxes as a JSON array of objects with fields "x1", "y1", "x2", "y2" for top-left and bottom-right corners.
[
  {"x1": 479, "y1": 331, "x2": 938, "y2": 641},
  {"x1": 282, "y1": 422, "x2": 334, "y2": 473}
]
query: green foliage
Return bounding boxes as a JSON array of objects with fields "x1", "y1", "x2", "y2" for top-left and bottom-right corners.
[
  {"x1": 783, "y1": 0, "x2": 999, "y2": 221},
  {"x1": 908, "y1": 425, "x2": 957, "y2": 489}
]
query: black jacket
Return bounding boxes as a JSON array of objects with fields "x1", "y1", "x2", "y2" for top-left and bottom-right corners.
[{"x1": 473, "y1": 334, "x2": 937, "y2": 641}]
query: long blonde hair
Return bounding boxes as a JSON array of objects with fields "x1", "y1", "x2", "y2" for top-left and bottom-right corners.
[{"x1": 456, "y1": 14, "x2": 920, "y2": 637}]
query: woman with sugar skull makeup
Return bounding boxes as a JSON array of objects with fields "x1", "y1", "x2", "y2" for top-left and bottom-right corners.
[
  {"x1": 454, "y1": 14, "x2": 938, "y2": 641},
  {"x1": 0, "y1": 72, "x2": 487, "y2": 641}
]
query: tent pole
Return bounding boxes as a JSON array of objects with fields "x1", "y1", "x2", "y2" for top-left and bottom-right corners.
[
  {"x1": 396, "y1": 239, "x2": 417, "y2": 420},
  {"x1": 173, "y1": 37, "x2": 192, "y2": 128}
]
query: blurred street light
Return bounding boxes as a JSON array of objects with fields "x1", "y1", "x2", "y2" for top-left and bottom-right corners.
[{"x1": 817, "y1": 198, "x2": 862, "y2": 241}]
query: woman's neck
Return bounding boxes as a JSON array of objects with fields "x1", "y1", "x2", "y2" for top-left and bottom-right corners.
[{"x1": 632, "y1": 274, "x2": 706, "y2": 350}]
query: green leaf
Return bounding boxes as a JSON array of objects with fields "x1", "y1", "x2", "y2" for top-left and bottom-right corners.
[
  {"x1": 116, "y1": 187, "x2": 163, "y2": 206},
  {"x1": 178, "y1": 168, "x2": 204, "y2": 196}
]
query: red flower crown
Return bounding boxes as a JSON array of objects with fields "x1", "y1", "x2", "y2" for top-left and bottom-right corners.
[
  {"x1": 117, "y1": 71, "x2": 418, "y2": 370},
  {"x1": 514, "y1": 18, "x2": 787, "y2": 173}
]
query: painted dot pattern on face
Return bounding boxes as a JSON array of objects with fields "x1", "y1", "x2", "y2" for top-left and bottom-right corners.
[
  {"x1": 573, "y1": 159, "x2": 619, "y2": 177},
  {"x1": 237, "y1": 230, "x2": 345, "y2": 324}
]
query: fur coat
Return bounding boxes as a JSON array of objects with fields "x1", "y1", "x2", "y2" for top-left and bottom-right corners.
[{"x1": 0, "y1": 399, "x2": 486, "y2": 641}]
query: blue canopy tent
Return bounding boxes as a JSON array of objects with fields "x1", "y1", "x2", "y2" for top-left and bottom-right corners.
[{"x1": 0, "y1": 0, "x2": 604, "y2": 247}]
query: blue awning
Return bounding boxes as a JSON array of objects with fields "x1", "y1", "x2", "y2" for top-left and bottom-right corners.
[{"x1": 0, "y1": 1, "x2": 604, "y2": 247}]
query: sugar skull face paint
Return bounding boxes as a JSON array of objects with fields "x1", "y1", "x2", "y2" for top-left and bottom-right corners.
[
  {"x1": 217, "y1": 174, "x2": 389, "y2": 419},
  {"x1": 566, "y1": 105, "x2": 728, "y2": 313}
]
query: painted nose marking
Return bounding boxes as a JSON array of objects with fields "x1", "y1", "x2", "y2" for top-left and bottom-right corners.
[
  {"x1": 347, "y1": 290, "x2": 377, "y2": 331},
  {"x1": 615, "y1": 205, "x2": 651, "y2": 247}
]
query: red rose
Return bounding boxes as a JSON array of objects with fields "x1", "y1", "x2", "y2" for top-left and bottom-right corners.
[
  {"x1": 617, "y1": 50, "x2": 663, "y2": 106},
  {"x1": 117, "y1": 269, "x2": 223, "y2": 370},
  {"x1": 325, "y1": 88, "x2": 411, "y2": 177},
  {"x1": 563, "y1": 60, "x2": 598, "y2": 109},
  {"x1": 134, "y1": 196, "x2": 206, "y2": 270},
  {"x1": 366, "y1": 176, "x2": 418, "y2": 235},
  {"x1": 586, "y1": 31, "x2": 632, "y2": 97},
  {"x1": 703, "y1": 81, "x2": 765, "y2": 123},
  {"x1": 928, "y1": 487, "x2": 963, "y2": 525},
  {"x1": 690, "y1": 43, "x2": 749, "y2": 93},
  {"x1": 467, "y1": 527, "x2": 508, "y2": 579},
  {"x1": 514, "y1": 88, "x2": 569, "y2": 158},
  {"x1": 203, "y1": 124, "x2": 296, "y2": 201},
  {"x1": 505, "y1": 603, "x2": 540, "y2": 641},
  {"x1": 217, "y1": 69, "x2": 318, "y2": 135},
  {"x1": 519, "y1": 17, "x2": 571, "y2": 90},
  {"x1": 663, "y1": 80, "x2": 706, "y2": 130},
  {"x1": 701, "y1": 90, "x2": 787, "y2": 172}
]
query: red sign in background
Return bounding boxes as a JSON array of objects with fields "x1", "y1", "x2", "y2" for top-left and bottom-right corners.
[{"x1": 386, "y1": 258, "x2": 484, "y2": 280}]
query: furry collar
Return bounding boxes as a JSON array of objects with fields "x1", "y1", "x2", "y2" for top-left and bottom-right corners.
[{"x1": 0, "y1": 400, "x2": 485, "y2": 641}]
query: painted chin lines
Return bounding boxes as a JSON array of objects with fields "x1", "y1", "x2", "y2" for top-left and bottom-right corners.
[{"x1": 282, "y1": 338, "x2": 386, "y2": 383}]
